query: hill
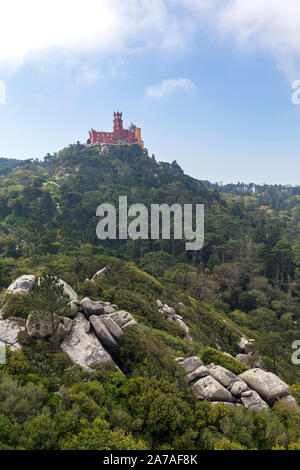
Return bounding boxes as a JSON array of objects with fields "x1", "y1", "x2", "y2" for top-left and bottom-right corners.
[
  {"x1": 0, "y1": 157, "x2": 23, "y2": 177},
  {"x1": 0, "y1": 143, "x2": 299, "y2": 450}
]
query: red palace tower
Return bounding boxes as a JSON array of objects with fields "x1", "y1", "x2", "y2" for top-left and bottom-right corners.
[{"x1": 87, "y1": 112, "x2": 144, "y2": 148}]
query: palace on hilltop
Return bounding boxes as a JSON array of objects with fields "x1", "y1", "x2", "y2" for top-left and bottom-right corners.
[{"x1": 87, "y1": 112, "x2": 144, "y2": 149}]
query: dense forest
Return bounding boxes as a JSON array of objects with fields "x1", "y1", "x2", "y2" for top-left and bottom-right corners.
[{"x1": 0, "y1": 144, "x2": 299, "y2": 450}]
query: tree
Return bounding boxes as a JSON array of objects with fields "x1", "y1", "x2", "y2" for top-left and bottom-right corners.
[
  {"x1": 253, "y1": 333, "x2": 283, "y2": 375},
  {"x1": 0, "y1": 260, "x2": 8, "y2": 288},
  {"x1": 28, "y1": 274, "x2": 70, "y2": 336}
]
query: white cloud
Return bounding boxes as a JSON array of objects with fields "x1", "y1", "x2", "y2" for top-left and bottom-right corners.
[
  {"x1": 0, "y1": 0, "x2": 194, "y2": 71},
  {"x1": 183, "y1": 0, "x2": 300, "y2": 80},
  {"x1": 1, "y1": 1, "x2": 300, "y2": 80},
  {"x1": 216, "y1": 0, "x2": 300, "y2": 80},
  {"x1": 145, "y1": 78, "x2": 194, "y2": 99}
]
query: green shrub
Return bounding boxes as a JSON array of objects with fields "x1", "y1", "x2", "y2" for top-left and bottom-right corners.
[
  {"x1": 196, "y1": 303, "x2": 242, "y2": 353},
  {"x1": 2, "y1": 292, "x2": 31, "y2": 319},
  {"x1": 201, "y1": 347, "x2": 249, "y2": 375},
  {"x1": 120, "y1": 326, "x2": 189, "y2": 391}
]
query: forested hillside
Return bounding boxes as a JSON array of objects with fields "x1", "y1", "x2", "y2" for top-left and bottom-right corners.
[
  {"x1": 0, "y1": 157, "x2": 23, "y2": 176},
  {"x1": 0, "y1": 144, "x2": 299, "y2": 450}
]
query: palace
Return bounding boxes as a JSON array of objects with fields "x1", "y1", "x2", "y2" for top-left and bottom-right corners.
[{"x1": 87, "y1": 112, "x2": 144, "y2": 149}]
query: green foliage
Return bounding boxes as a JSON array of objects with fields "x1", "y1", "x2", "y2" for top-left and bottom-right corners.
[
  {"x1": 27, "y1": 274, "x2": 70, "y2": 336},
  {"x1": 120, "y1": 326, "x2": 188, "y2": 386},
  {"x1": 122, "y1": 376, "x2": 193, "y2": 443},
  {"x1": 0, "y1": 378, "x2": 47, "y2": 424},
  {"x1": 201, "y1": 347, "x2": 249, "y2": 374},
  {"x1": 59, "y1": 417, "x2": 148, "y2": 450},
  {"x1": 140, "y1": 251, "x2": 175, "y2": 278},
  {"x1": 2, "y1": 292, "x2": 30, "y2": 319},
  {"x1": 0, "y1": 144, "x2": 300, "y2": 450}
]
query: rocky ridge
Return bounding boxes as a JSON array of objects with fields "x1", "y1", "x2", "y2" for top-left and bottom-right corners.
[
  {"x1": 1, "y1": 273, "x2": 299, "y2": 414},
  {"x1": 1, "y1": 273, "x2": 138, "y2": 371},
  {"x1": 176, "y1": 356, "x2": 300, "y2": 413}
]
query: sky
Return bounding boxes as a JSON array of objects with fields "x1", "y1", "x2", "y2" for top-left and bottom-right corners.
[{"x1": 0, "y1": 0, "x2": 300, "y2": 185}]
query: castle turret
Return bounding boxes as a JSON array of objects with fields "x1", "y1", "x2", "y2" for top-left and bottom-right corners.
[{"x1": 113, "y1": 112, "x2": 123, "y2": 140}]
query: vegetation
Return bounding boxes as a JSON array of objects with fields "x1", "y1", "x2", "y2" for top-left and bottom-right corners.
[
  {"x1": 0, "y1": 143, "x2": 299, "y2": 450},
  {"x1": 201, "y1": 347, "x2": 249, "y2": 375}
]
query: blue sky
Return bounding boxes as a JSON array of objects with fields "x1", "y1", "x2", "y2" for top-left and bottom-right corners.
[{"x1": 0, "y1": 0, "x2": 300, "y2": 185}]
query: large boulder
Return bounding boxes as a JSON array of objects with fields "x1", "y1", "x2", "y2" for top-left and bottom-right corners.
[
  {"x1": 173, "y1": 317, "x2": 189, "y2": 334},
  {"x1": 103, "y1": 305, "x2": 117, "y2": 315},
  {"x1": 162, "y1": 304, "x2": 176, "y2": 315},
  {"x1": 91, "y1": 267, "x2": 107, "y2": 282},
  {"x1": 0, "y1": 316, "x2": 25, "y2": 351},
  {"x1": 193, "y1": 376, "x2": 234, "y2": 402},
  {"x1": 236, "y1": 353, "x2": 251, "y2": 365},
  {"x1": 236, "y1": 353, "x2": 265, "y2": 370},
  {"x1": 58, "y1": 279, "x2": 78, "y2": 302},
  {"x1": 239, "y1": 368, "x2": 290, "y2": 404},
  {"x1": 26, "y1": 312, "x2": 55, "y2": 338},
  {"x1": 109, "y1": 310, "x2": 137, "y2": 329},
  {"x1": 90, "y1": 316, "x2": 120, "y2": 359},
  {"x1": 240, "y1": 390, "x2": 269, "y2": 413},
  {"x1": 179, "y1": 356, "x2": 203, "y2": 373},
  {"x1": 81, "y1": 297, "x2": 105, "y2": 317},
  {"x1": 67, "y1": 301, "x2": 79, "y2": 319},
  {"x1": 100, "y1": 315, "x2": 124, "y2": 342},
  {"x1": 60, "y1": 313, "x2": 113, "y2": 371},
  {"x1": 50, "y1": 317, "x2": 73, "y2": 343},
  {"x1": 7, "y1": 275, "x2": 35, "y2": 294},
  {"x1": 229, "y1": 379, "x2": 249, "y2": 398},
  {"x1": 208, "y1": 365, "x2": 237, "y2": 388},
  {"x1": 237, "y1": 336, "x2": 255, "y2": 353},
  {"x1": 186, "y1": 366, "x2": 209, "y2": 383},
  {"x1": 26, "y1": 312, "x2": 72, "y2": 342}
]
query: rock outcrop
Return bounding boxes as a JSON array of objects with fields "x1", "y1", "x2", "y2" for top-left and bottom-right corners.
[
  {"x1": 240, "y1": 390, "x2": 269, "y2": 413},
  {"x1": 0, "y1": 314, "x2": 25, "y2": 351},
  {"x1": 3, "y1": 272, "x2": 139, "y2": 371},
  {"x1": 237, "y1": 336, "x2": 255, "y2": 353},
  {"x1": 60, "y1": 313, "x2": 113, "y2": 371},
  {"x1": 110, "y1": 310, "x2": 137, "y2": 329},
  {"x1": 239, "y1": 368, "x2": 291, "y2": 405},
  {"x1": 57, "y1": 279, "x2": 79, "y2": 303},
  {"x1": 17, "y1": 274, "x2": 138, "y2": 369},
  {"x1": 26, "y1": 312, "x2": 73, "y2": 341},
  {"x1": 207, "y1": 364, "x2": 237, "y2": 389},
  {"x1": 26, "y1": 313, "x2": 54, "y2": 339},
  {"x1": 229, "y1": 379, "x2": 248, "y2": 397},
  {"x1": 90, "y1": 267, "x2": 108, "y2": 282},
  {"x1": 186, "y1": 365, "x2": 209, "y2": 383},
  {"x1": 81, "y1": 297, "x2": 106, "y2": 317},
  {"x1": 7, "y1": 275, "x2": 35, "y2": 294},
  {"x1": 67, "y1": 301, "x2": 79, "y2": 319},
  {"x1": 90, "y1": 315, "x2": 121, "y2": 359},
  {"x1": 177, "y1": 356, "x2": 203, "y2": 373},
  {"x1": 193, "y1": 376, "x2": 234, "y2": 403},
  {"x1": 157, "y1": 300, "x2": 191, "y2": 339},
  {"x1": 177, "y1": 356, "x2": 297, "y2": 413},
  {"x1": 81, "y1": 298, "x2": 119, "y2": 318},
  {"x1": 5, "y1": 272, "x2": 298, "y2": 418},
  {"x1": 236, "y1": 352, "x2": 266, "y2": 370}
]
